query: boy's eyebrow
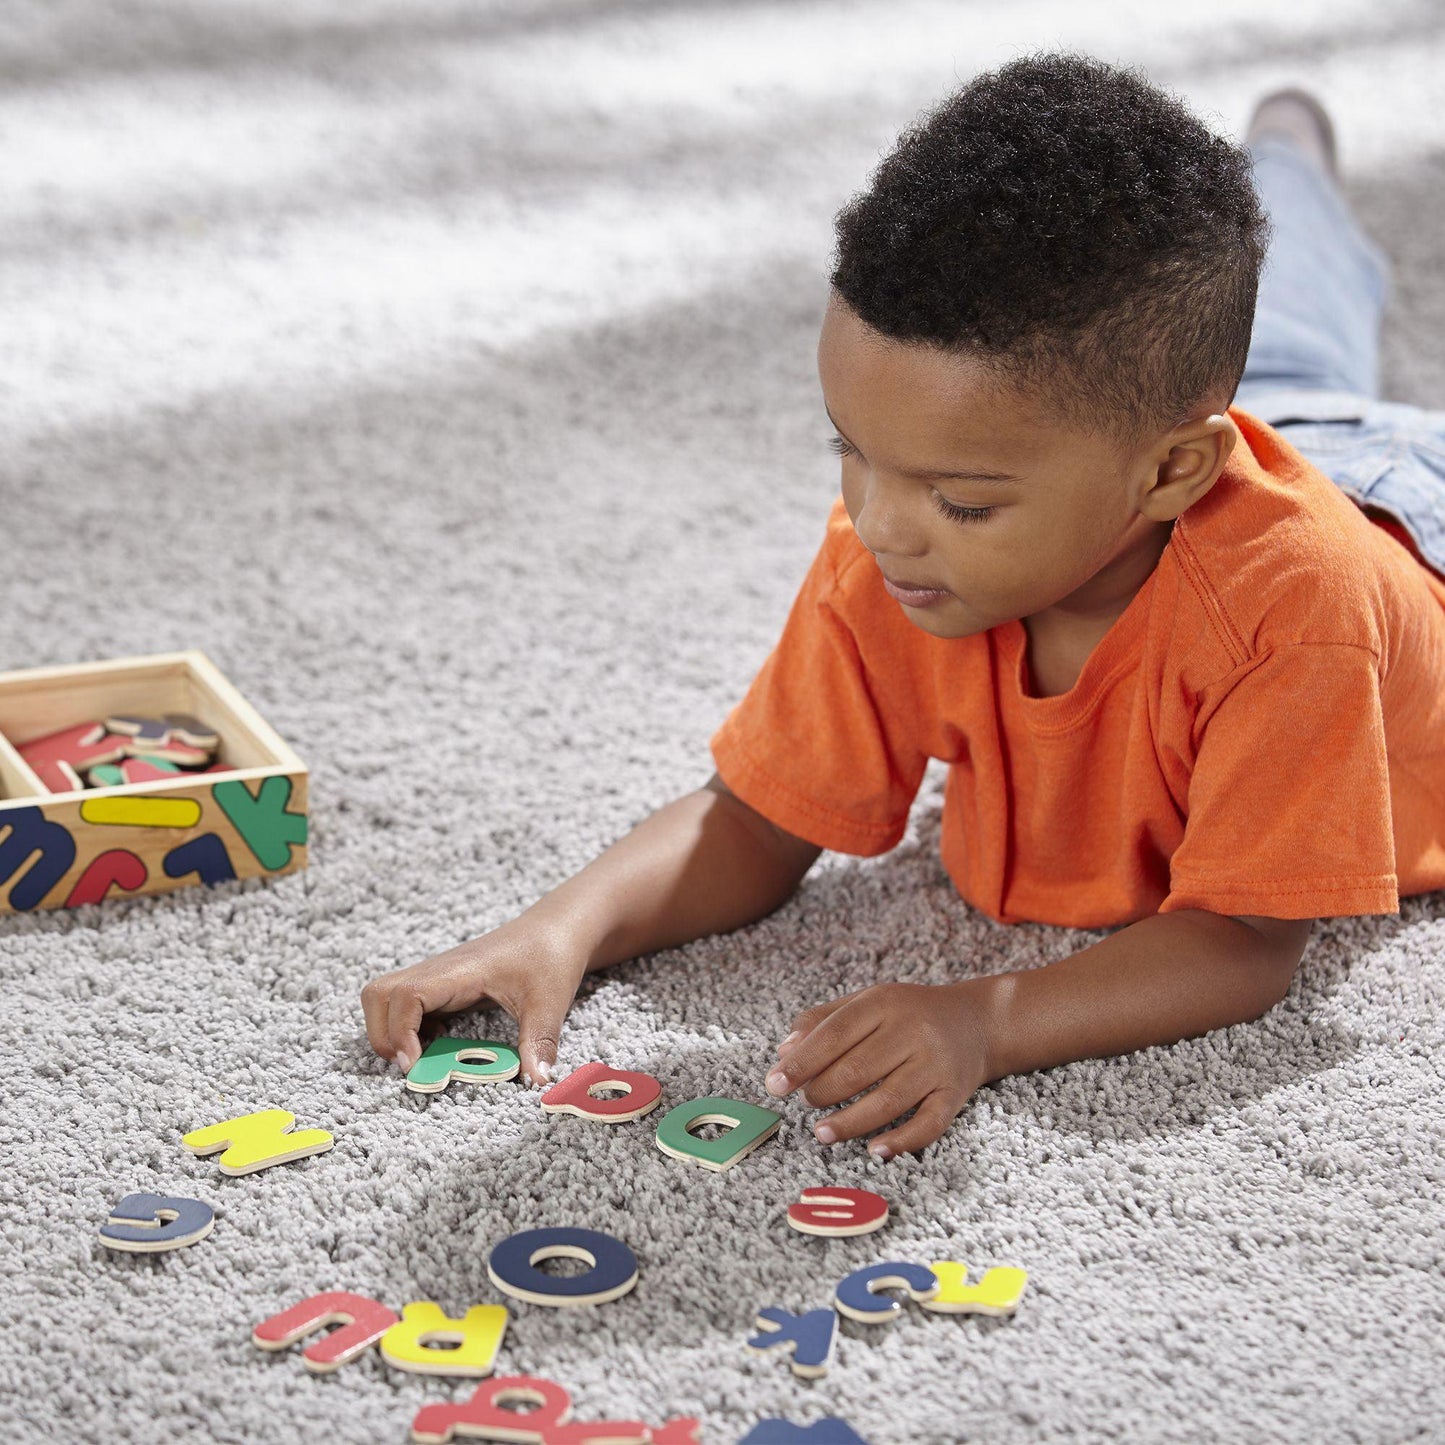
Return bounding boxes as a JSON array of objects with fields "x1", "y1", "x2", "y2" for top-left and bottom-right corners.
[{"x1": 824, "y1": 406, "x2": 1023, "y2": 484}]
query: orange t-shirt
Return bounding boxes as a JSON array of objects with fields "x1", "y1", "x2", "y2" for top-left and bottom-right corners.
[{"x1": 709, "y1": 407, "x2": 1445, "y2": 927}]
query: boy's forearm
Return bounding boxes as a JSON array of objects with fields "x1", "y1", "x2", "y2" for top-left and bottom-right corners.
[
  {"x1": 976, "y1": 908, "x2": 1299, "y2": 1082},
  {"x1": 520, "y1": 787, "x2": 810, "y2": 972}
]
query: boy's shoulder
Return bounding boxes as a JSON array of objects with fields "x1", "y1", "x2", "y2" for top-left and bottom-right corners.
[{"x1": 1161, "y1": 408, "x2": 1441, "y2": 669}]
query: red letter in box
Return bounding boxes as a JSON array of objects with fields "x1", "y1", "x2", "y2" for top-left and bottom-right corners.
[{"x1": 17, "y1": 722, "x2": 126, "y2": 792}]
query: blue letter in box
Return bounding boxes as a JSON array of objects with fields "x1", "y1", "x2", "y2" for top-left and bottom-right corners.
[{"x1": 0, "y1": 806, "x2": 77, "y2": 911}]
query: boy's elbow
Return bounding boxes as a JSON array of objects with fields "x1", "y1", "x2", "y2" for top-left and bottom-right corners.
[
  {"x1": 1230, "y1": 912, "x2": 1314, "y2": 1003},
  {"x1": 703, "y1": 771, "x2": 824, "y2": 885}
]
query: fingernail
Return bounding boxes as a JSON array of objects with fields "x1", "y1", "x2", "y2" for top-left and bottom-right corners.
[
  {"x1": 396, "y1": 1052, "x2": 415, "y2": 1075},
  {"x1": 765, "y1": 1070, "x2": 790, "y2": 1096},
  {"x1": 816, "y1": 1123, "x2": 837, "y2": 1145},
  {"x1": 534, "y1": 1060, "x2": 552, "y2": 1085},
  {"x1": 781, "y1": 1031, "x2": 801, "y2": 1049},
  {"x1": 870, "y1": 1143, "x2": 893, "y2": 1161}
]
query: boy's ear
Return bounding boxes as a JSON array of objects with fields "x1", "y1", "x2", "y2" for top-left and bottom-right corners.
[{"x1": 1145, "y1": 412, "x2": 1238, "y2": 519}]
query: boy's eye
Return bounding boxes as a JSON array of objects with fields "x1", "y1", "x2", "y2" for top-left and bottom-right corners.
[
  {"x1": 932, "y1": 494, "x2": 995, "y2": 525},
  {"x1": 827, "y1": 434, "x2": 993, "y2": 525}
]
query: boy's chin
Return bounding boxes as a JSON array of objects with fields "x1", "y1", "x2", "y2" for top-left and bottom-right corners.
[{"x1": 896, "y1": 598, "x2": 982, "y2": 640}]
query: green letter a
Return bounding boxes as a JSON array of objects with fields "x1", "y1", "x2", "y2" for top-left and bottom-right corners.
[{"x1": 654, "y1": 1096, "x2": 781, "y2": 1172}]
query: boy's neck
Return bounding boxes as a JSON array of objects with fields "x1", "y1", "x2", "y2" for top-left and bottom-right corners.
[{"x1": 1026, "y1": 516, "x2": 1175, "y2": 639}]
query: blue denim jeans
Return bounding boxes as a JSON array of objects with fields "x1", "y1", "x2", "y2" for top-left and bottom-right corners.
[{"x1": 1233, "y1": 138, "x2": 1445, "y2": 578}]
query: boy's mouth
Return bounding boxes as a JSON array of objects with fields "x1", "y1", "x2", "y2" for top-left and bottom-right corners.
[{"x1": 879, "y1": 569, "x2": 953, "y2": 606}]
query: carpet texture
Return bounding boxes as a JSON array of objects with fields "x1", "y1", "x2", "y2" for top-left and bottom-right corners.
[{"x1": 2, "y1": 2, "x2": 1444, "y2": 1441}]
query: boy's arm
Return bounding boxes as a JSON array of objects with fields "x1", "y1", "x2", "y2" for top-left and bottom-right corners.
[
  {"x1": 979, "y1": 908, "x2": 1314, "y2": 1080},
  {"x1": 530, "y1": 773, "x2": 823, "y2": 971},
  {"x1": 771, "y1": 908, "x2": 1314, "y2": 1158},
  {"x1": 362, "y1": 773, "x2": 821, "y2": 1083}
]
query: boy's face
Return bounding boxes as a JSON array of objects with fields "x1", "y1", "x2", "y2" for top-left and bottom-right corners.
[{"x1": 816, "y1": 292, "x2": 1233, "y2": 642}]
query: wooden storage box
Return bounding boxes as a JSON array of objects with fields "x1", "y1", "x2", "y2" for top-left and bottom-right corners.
[{"x1": 0, "y1": 651, "x2": 308, "y2": 915}]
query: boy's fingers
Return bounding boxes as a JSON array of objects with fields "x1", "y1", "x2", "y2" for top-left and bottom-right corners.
[
  {"x1": 387, "y1": 986, "x2": 426, "y2": 1075},
  {"x1": 360, "y1": 982, "x2": 392, "y2": 1061},
  {"x1": 812, "y1": 1063, "x2": 927, "y2": 1144},
  {"x1": 517, "y1": 982, "x2": 575, "y2": 1088},
  {"x1": 867, "y1": 1089, "x2": 963, "y2": 1160},
  {"x1": 768, "y1": 1005, "x2": 877, "y2": 1097},
  {"x1": 800, "y1": 1033, "x2": 910, "y2": 1110},
  {"x1": 786, "y1": 993, "x2": 856, "y2": 1044}
]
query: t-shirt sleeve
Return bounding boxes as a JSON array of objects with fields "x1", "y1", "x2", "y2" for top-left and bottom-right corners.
[
  {"x1": 709, "y1": 522, "x2": 930, "y2": 855},
  {"x1": 1159, "y1": 642, "x2": 1400, "y2": 919}
]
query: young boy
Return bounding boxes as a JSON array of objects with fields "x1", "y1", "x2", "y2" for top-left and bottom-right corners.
[{"x1": 362, "y1": 53, "x2": 1445, "y2": 1161}]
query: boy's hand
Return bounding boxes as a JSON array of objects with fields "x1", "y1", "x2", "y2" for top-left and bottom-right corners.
[
  {"x1": 763, "y1": 980, "x2": 997, "y2": 1160},
  {"x1": 360, "y1": 919, "x2": 587, "y2": 1087}
]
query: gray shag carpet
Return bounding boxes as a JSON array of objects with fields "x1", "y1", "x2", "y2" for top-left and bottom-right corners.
[{"x1": 2, "y1": 3, "x2": 1443, "y2": 1442}]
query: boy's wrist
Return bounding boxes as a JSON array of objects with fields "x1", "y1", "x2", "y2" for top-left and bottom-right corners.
[
  {"x1": 513, "y1": 893, "x2": 608, "y2": 971},
  {"x1": 956, "y1": 971, "x2": 1020, "y2": 1085}
]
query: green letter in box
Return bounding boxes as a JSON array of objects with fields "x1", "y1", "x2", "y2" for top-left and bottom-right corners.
[{"x1": 213, "y1": 777, "x2": 308, "y2": 870}]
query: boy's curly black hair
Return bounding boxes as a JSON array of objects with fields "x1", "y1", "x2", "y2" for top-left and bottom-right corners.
[{"x1": 828, "y1": 50, "x2": 1272, "y2": 450}]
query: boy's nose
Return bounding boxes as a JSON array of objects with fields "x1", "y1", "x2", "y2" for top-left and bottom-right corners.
[{"x1": 849, "y1": 482, "x2": 929, "y2": 561}]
